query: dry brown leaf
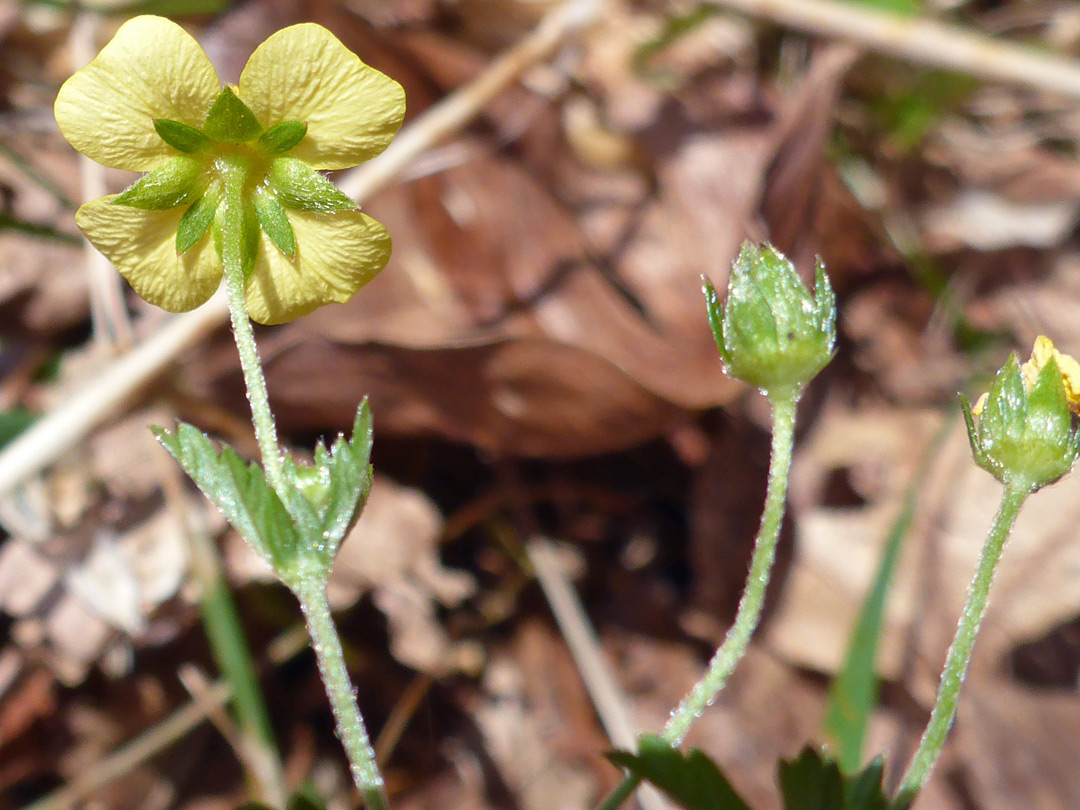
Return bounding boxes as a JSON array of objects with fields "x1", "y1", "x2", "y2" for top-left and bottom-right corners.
[{"x1": 958, "y1": 680, "x2": 1080, "y2": 810}]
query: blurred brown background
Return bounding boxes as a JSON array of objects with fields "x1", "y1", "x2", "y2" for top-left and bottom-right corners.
[{"x1": 3, "y1": 0, "x2": 1080, "y2": 807}]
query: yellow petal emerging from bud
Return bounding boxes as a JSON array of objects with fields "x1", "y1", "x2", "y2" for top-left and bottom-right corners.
[{"x1": 1020, "y1": 336, "x2": 1080, "y2": 414}]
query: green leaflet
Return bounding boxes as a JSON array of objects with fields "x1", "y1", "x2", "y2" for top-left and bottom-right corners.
[
  {"x1": 610, "y1": 737, "x2": 890, "y2": 810},
  {"x1": 778, "y1": 748, "x2": 888, "y2": 810},
  {"x1": 154, "y1": 422, "x2": 303, "y2": 579},
  {"x1": 156, "y1": 402, "x2": 373, "y2": 589},
  {"x1": 608, "y1": 736, "x2": 751, "y2": 810},
  {"x1": 277, "y1": 401, "x2": 374, "y2": 579}
]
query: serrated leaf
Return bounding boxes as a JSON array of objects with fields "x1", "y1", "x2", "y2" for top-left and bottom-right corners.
[
  {"x1": 777, "y1": 747, "x2": 888, "y2": 810},
  {"x1": 258, "y1": 120, "x2": 308, "y2": 155},
  {"x1": 112, "y1": 155, "x2": 205, "y2": 210},
  {"x1": 154, "y1": 118, "x2": 212, "y2": 153},
  {"x1": 267, "y1": 157, "x2": 356, "y2": 212},
  {"x1": 608, "y1": 735, "x2": 752, "y2": 810},
  {"x1": 253, "y1": 187, "x2": 296, "y2": 258},
  {"x1": 155, "y1": 422, "x2": 301, "y2": 578},
  {"x1": 203, "y1": 86, "x2": 263, "y2": 143},
  {"x1": 319, "y1": 401, "x2": 373, "y2": 558}
]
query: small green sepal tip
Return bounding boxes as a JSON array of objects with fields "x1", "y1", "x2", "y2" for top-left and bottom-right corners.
[
  {"x1": 962, "y1": 348, "x2": 1080, "y2": 492},
  {"x1": 258, "y1": 120, "x2": 308, "y2": 154},
  {"x1": 268, "y1": 156, "x2": 357, "y2": 212},
  {"x1": 154, "y1": 118, "x2": 212, "y2": 153},
  {"x1": 176, "y1": 190, "x2": 219, "y2": 254},
  {"x1": 202, "y1": 86, "x2": 263, "y2": 143},
  {"x1": 704, "y1": 241, "x2": 836, "y2": 398}
]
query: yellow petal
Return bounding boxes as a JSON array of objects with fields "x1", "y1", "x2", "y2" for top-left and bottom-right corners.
[
  {"x1": 971, "y1": 391, "x2": 989, "y2": 417},
  {"x1": 76, "y1": 196, "x2": 222, "y2": 312},
  {"x1": 1020, "y1": 335, "x2": 1080, "y2": 414},
  {"x1": 238, "y1": 24, "x2": 405, "y2": 170},
  {"x1": 55, "y1": 16, "x2": 220, "y2": 171},
  {"x1": 245, "y1": 209, "x2": 391, "y2": 324}
]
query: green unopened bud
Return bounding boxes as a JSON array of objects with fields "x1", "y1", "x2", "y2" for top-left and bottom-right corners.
[
  {"x1": 961, "y1": 345, "x2": 1080, "y2": 492},
  {"x1": 704, "y1": 241, "x2": 836, "y2": 397},
  {"x1": 292, "y1": 451, "x2": 333, "y2": 513}
]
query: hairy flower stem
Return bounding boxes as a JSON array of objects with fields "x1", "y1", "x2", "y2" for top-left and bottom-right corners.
[
  {"x1": 218, "y1": 162, "x2": 388, "y2": 807},
  {"x1": 219, "y1": 162, "x2": 285, "y2": 496},
  {"x1": 595, "y1": 392, "x2": 799, "y2": 810},
  {"x1": 296, "y1": 580, "x2": 389, "y2": 810},
  {"x1": 892, "y1": 481, "x2": 1029, "y2": 809}
]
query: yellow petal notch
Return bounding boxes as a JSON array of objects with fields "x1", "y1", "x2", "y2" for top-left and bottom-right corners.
[
  {"x1": 76, "y1": 197, "x2": 222, "y2": 312},
  {"x1": 244, "y1": 209, "x2": 391, "y2": 324},
  {"x1": 239, "y1": 23, "x2": 405, "y2": 171},
  {"x1": 55, "y1": 16, "x2": 221, "y2": 171}
]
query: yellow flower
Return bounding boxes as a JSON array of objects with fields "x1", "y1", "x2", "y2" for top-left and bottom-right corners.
[
  {"x1": 55, "y1": 15, "x2": 405, "y2": 324},
  {"x1": 972, "y1": 336, "x2": 1080, "y2": 416}
]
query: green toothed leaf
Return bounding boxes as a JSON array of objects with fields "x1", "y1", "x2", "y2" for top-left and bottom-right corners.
[
  {"x1": 777, "y1": 747, "x2": 888, "y2": 810},
  {"x1": 607, "y1": 735, "x2": 752, "y2": 810},
  {"x1": 154, "y1": 422, "x2": 301, "y2": 580}
]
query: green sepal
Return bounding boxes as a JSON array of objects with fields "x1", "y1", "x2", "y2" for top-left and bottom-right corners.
[
  {"x1": 154, "y1": 119, "x2": 212, "y2": 153},
  {"x1": 813, "y1": 258, "x2": 837, "y2": 337},
  {"x1": 777, "y1": 747, "x2": 888, "y2": 810},
  {"x1": 277, "y1": 401, "x2": 374, "y2": 581},
  {"x1": 154, "y1": 422, "x2": 302, "y2": 580},
  {"x1": 959, "y1": 394, "x2": 990, "y2": 473},
  {"x1": 607, "y1": 735, "x2": 752, "y2": 810},
  {"x1": 112, "y1": 155, "x2": 205, "y2": 210},
  {"x1": 177, "y1": 190, "x2": 219, "y2": 254},
  {"x1": 202, "y1": 86, "x2": 263, "y2": 143},
  {"x1": 253, "y1": 186, "x2": 296, "y2": 258},
  {"x1": 258, "y1": 121, "x2": 308, "y2": 155},
  {"x1": 267, "y1": 157, "x2": 356, "y2": 212},
  {"x1": 703, "y1": 276, "x2": 733, "y2": 369}
]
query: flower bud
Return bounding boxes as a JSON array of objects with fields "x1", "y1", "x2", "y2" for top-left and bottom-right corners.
[
  {"x1": 962, "y1": 338, "x2": 1080, "y2": 492},
  {"x1": 705, "y1": 241, "x2": 836, "y2": 397}
]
